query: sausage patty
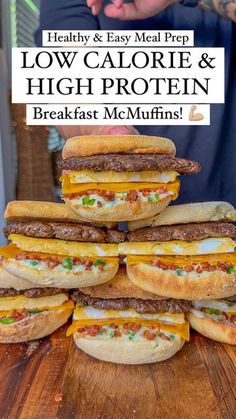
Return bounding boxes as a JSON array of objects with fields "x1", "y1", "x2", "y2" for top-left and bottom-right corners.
[
  {"x1": 4, "y1": 222, "x2": 126, "y2": 243},
  {"x1": 72, "y1": 290, "x2": 191, "y2": 313},
  {"x1": 59, "y1": 154, "x2": 201, "y2": 175},
  {"x1": 127, "y1": 222, "x2": 236, "y2": 242}
]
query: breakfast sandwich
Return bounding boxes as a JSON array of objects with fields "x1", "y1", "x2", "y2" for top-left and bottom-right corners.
[
  {"x1": 0, "y1": 263, "x2": 73, "y2": 343},
  {"x1": 120, "y1": 202, "x2": 236, "y2": 300},
  {"x1": 59, "y1": 135, "x2": 200, "y2": 222},
  {"x1": 187, "y1": 297, "x2": 236, "y2": 345},
  {"x1": 67, "y1": 267, "x2": 190, "y2": 364},
  {"x1": 0, "y1": 201, "x2": 125, "y2": 288}
]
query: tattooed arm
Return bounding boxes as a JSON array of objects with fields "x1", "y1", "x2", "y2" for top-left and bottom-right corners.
[{"x1": 198, "y1": 0, "x2": 236, "y2": 21}]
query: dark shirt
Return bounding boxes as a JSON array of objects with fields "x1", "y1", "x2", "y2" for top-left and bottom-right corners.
[{"x1": 35, "y1": 0, "x2": 236, "y2": 205}]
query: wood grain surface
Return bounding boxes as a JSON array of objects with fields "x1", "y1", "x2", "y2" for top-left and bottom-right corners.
[{"x1": 0, "y1": 324, "x2": 235, "y2": 419}]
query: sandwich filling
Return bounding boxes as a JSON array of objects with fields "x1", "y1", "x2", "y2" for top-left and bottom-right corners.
[
  {"x1": 59, "y1": 154, "x2": 200, "y2": 209},
  {"x1": 61, "y1": 176, "x2": 180, "y2": 209},
  {"x1": 1, "y1": 222, "x2": 124, "y2": 276},
  {"x1": 0, "y1": 290, "x2": 73, "y2": 325},
  {"x1": 190, "y1": 298, "x2": 236, "y2": 324},
  {"x1": 124, "y1": 222, "x2": 236, "y2": 277},
  {"x1": 67, "y1": 291, "x2": 190, "y2": 342}
]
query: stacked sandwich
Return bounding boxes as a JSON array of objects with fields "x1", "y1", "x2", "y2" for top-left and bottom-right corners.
[
  {"x1": 0, "y1": 200, "x2": 124, "y2": 343},
  {"x1": 58, "y1": 134, "x2": 200, "y2": 363},
  {"x1": 59, "y1": 135, "x2": 200, "y2": 221},
  {"x1": 126, "y1": 201, "x2": 236, "y2": 345},
  {"x1": 1, "y1": 134, "x2": 235, "y2": 365},
  {"x1": 67, "y1": 267, "x2": 190, "y2": 364}
]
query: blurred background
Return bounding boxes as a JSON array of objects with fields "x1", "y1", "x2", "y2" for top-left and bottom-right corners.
[{"x1": 0, "y1": 0, "x2": 64, "y2": 245}]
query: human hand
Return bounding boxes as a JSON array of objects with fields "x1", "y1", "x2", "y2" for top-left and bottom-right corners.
[
  {"x1": 57, "y1": 125, "x2": 138, "y2": 140},
  {"x1": 87, "y1": 0, "x2": 178, "y2": 19}
]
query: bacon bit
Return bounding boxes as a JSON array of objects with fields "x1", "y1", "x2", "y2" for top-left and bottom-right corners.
[
  {"x1": 16, "y1": 252, "x2": 29, "y2": 261},
  {"x1": 76, "y1": 327, "x2": 88, "y2": 338},
  {"x1": 142, "y1": 330, "x2": 156, "y2": 341},
  {"x1": 152, "y1": 259, "x2": 159, "y2": 267},
  {"x1": 201, "y1": 262, "x2": 210, "y2": 269},
  {"x1": 109, "y1": 323, "x2": 118, "y2": 329},
  {"x1": 48, "y1": 260, "x2": 61, "y2": 269},
  {"x1": 159, "y1": 333, "x2": 171, "y2": 341},
  {"x1": 141, "y1": 189, "x2": 150, "y2": 197},
  {"x1": 97, "y1": 201, "x2": 102, "y2": 208},
  {"x1": 151, "y1": 259, "x2": 235, "y2": 274},
  {"x1": 158, "y1": 261, "x2": 168, "y2": 270},
  {"x1": 122, "y1": 323, "x2": 129, "y2": 330},
  {"x1": 196, "y1": 266, "x2": 203, "y2": 274},
  {"x1": 86, "y1": 325, "x2": 101, "y2": 337},
  {"x1": 129, "y1": 323, "x2": 141, "y2": 333},
  {"x1": 84, "y1": 260, "x2": 93, "y2": 269},
  {"x1": 230, "y1": 315, "x2": 236, "y2": 323},
  {"x1": 98, "y1": 265, "x2": 104, "y2": 272},
  {"x1": 169, "y1": 264, "x2": 179, "y2": 271},
  {"x1": 184, "y1": 265, "x2": 194, "y2": 272},
  {"x1": 155, "y1": 187, "x2": 167, "y2": 194},
  {"x1": 11, "y1": 309, "x2": 28, "y2": 322},
  {"x1": 55, "y1": 393, "x2": 63, "y2": 402},
  {"x1": 98, "y1": 190, "x2": 115, "y2": 201},
  {"x1": 125, "y1": 190, "x2": 138, "y2": 202},
  {"x1": 217, "y1": 262, "x2": 227, "y2": 271},
  {"x1": 114, "y1": 330, "x2": 122, "y2": 337}
]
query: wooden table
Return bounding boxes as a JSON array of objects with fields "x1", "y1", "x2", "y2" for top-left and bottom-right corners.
[{"x1": 0, "y1": 324, "x2": 235, "y2": 419}]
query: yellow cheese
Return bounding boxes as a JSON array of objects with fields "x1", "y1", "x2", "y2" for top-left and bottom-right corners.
[
  {"x1": 119, "y1": 238, "x2": 236, "y2": 256},
  {"x1": 126, "y1": 253, "x2": 236, "y2": 265},
  {"x1": 0, "y1": 293, "x2": 69, "y2": 311},
  {"x1": 0, "y1": 244, "x2": 118, "y2": 264},
  {"x1": 0, "y1": 244, "x2": 22, "y2": 259},
  {"x1": 66, "y1": 318, "x2": 189, "y2": 341},
  {"x1": 8, "y1": 235, "x2": 119, "y2": 258},
  {"x1": 61, "y1": 175, "x2": 180, "y2": 197},
  {"x1": 68, "y1": 170, "x2": 179, "y2": 184},
  {"x1": 0, "y1": 300, "x2": 74, "y2": 317}
]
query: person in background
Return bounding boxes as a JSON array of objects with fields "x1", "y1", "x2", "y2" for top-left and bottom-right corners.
[{"x1": 35, "y1": 0, "x2": 236, "y2": 205}]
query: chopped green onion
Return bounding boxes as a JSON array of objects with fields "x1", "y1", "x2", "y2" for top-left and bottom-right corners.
[
  {"x1": 204, "y1": 308, "x2": 222, "y2": 316},
  {"x1": 28, "y1": 308, "x2": 42, "y2": 314},
  {"x1": 94, "y1": 259, "x2": 106, "y2": 267},
  {"x1": 63, "y1": 257, "x2": 73, "y2": 270},
  {"x1": 176, "y1": 269, "x2": 185, "y2": 276},
  {"x1": 155, "y1": 194, "x2": 160, "y2": 200},
  {"x1": 82, "y1": 197, "x2": 96, "y2": 206},
  {"x1": 82, "y1": 196, "x2": 90, "y2": 205},
  {"x1": 128, "y1": 331, "x2": 135, "y2": 340},
  {"x1": 0, "y1": 317, "x2": 15, "y2": 325},
  {"x1": 107, "y1": 329, "x2": 115, "y2": 338},
  {"x1": 169, "y1": 334, "x2": 175, "y2": 341},
  {"x1": 227, "y1": 267, "x2": 236, "y2": 274},
  {"x1": 30, "y1": 260, "x2": 39, "y2": 266},
  {"x1": 148, "y1": 197, "x2": 153, "y2": 202}
]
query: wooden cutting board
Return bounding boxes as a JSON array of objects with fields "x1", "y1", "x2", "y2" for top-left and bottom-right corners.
[{"x1": 0, "y1": 324, "x2": 235, "y2": 419}]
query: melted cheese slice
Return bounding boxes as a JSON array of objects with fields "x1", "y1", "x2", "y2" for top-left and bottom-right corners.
[
  {"x1": 119, "y1": 238, "x2": 236, "y2": 256},
  {"x1": 0, "y1": 293, "x2": 69, "y2": 311},
  {"x1": 127, "y1": 253, "x2": 236, "y2": 265},
  {"x1": 67, "y1": 170, "x2": 179, "y2": 184},
  {"x1": 67, "y1": 317, "x2": 189, "y2": 340},
  {"x1": 68, "y1": 305, "x2": 189, "y2": 340},
  {"x1": 61, "y1": 175, "x2": 180, "y2": 197},
  {"x1": 0, "y1": 300, "x2": 74, "y2": 317},
  {"x1": 7, "y1": 235, "x2": 119, "y2": 258}
]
